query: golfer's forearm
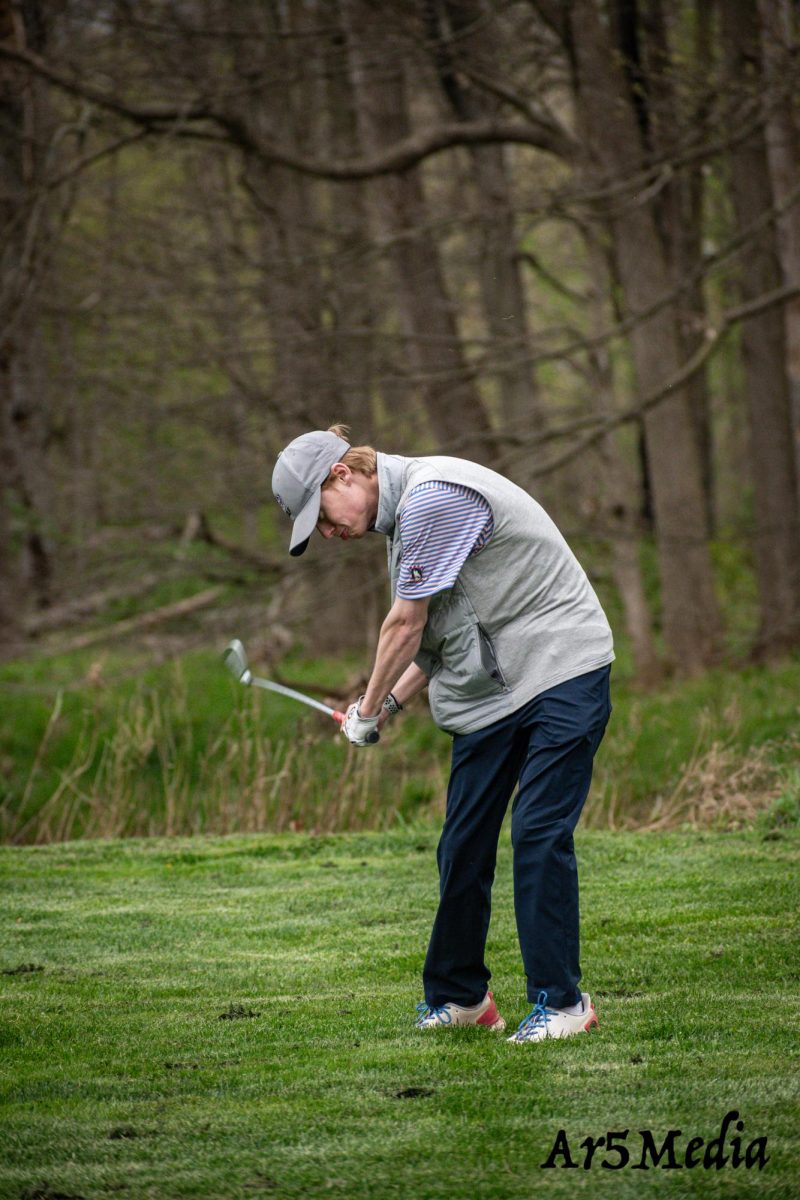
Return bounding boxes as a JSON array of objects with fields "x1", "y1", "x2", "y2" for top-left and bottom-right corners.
[
  {"x1": 361, "y1": 604, "x2": 427, "y2": 716},
  {"x1": 391, "y1": 662, "x2": 429, "y2": 707}
]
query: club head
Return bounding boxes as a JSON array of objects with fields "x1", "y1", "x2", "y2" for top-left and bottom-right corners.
[{"x1": 223, "y1": 638, "x2": 252, "y2": 685}]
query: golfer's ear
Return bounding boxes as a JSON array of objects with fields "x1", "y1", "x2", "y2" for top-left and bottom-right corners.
[{"x1": 330, "y1": 462, "x2": 351, "y2": 483}]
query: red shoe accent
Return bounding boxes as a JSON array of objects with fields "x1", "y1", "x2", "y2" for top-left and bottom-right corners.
[
  {"x1": 583, "y1": 1005, "x2": 599, "y2": 1031},
  {"x1": 476, "y1": 991, "x2": 502, "y2": 1026}
]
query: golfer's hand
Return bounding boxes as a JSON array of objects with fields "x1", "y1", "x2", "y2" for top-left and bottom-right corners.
[{"x1": 341, "y1": 698, "x2": 380, "y2": 746}]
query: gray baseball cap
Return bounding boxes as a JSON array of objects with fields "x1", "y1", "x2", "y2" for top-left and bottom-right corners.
[{"x1": 271, "y1": 430, "x2": 351, "y2": 556}]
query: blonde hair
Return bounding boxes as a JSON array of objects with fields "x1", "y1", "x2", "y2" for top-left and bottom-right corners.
[{"x1": 326, "y1": 422, "x2": 377, "y2": 478}]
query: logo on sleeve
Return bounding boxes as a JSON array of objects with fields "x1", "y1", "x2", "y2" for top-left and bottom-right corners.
[{"x1": 410, "y1": 564, "x2": 425, "y2": 583}]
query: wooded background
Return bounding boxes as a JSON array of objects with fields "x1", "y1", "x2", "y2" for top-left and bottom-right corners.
[{"x1": 2, "y1": 0, "x2": 800, "y2": 684}]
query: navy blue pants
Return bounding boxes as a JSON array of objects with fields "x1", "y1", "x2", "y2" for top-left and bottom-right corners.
[{"x1": 423, "y1": 666, "x2": 611, "y2": 1010}]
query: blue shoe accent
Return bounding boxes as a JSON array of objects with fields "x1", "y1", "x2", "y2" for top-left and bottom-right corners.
[
  {"x1": 514, "y1": 990, "x2": 553, "y2": 1039},
  {"x1": 415, "y1": 1000, "x2": 453, "y2": 1027}
]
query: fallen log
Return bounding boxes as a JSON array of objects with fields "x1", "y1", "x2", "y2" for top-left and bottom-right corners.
[
  {"x1": 24, "y1": 572, "x2": 172, "y2": 635},
  {"x1": 52, "y1": 586, "x2": 225, "y2": 653}
]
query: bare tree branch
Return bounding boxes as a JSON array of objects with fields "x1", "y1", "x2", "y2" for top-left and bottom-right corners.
[
  {"x1": 519, "y1": 282, "x2": 800, "y2": 478},
  {"x1": 0, "y1": 40, "x2": 578, "y2": 169},
  {"x1": 0, "y1": 41, "x2": 216, "y2": 125},
  {"x1": 0, "y1": 35, "x2": 790, "y2": 200}
]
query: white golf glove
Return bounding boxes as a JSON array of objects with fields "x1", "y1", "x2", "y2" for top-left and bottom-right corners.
[{"x1": 341, "y1": 698, "x2": 380, "y2": 746}]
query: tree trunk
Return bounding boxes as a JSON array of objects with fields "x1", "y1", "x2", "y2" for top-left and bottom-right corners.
[
  {"x1": 190, "y1": 150, "x2": 266, "y2": 549},
  {"x1": 323, "y1": 2, "x2": 377, "y2": 440},
  {"x1": 229, "y1": 4, "x2": 337, "y2": 442},
  {"x1": 0, "y1": 345, "x2": 18, "y2": 645},
  {"x1": 585, "y1": 235, "x2": 662, "y2": 685},
  {"x1": 426, "y1": 0, "x2": 543, "y2": 476},
  {"x1": 0, "y1": 0, "x2": 24, "y2": 642},
  {"x1": 722, "y1": 0, "x2": 800, "y2": 655},
  {"x1": 340, "y1": 0, "x2": 493, "y2": 462},
  {"x1": 758, "y1": 0, "x2": 800, "y2": 490},
  {"x1": 567, "y1": 0, "x2": 722, "y2": 673},
  {"x1": 0, "y1": 0, "x2": 53, "y2": 638},
  {"x1": 650, "y1": 0, "x2": 716, "y2": 533},
  {"x1": 322, "y1": 1, "x2": 391, "y2": 656}
]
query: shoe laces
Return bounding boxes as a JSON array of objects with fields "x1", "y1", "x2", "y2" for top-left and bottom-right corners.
[
  {"x1": 516, "y1": 990, "x2": 552, "y2": 1036},
  {"x1": 415, "y1": 1001, "x2": 452, "y2": 1026}
]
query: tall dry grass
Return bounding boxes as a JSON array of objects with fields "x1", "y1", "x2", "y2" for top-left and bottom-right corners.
[
  {"x1": 9, "y1": 679, "x2": 446, "y2": 844},
  {"x1": 586, "y1": 701, "x2": 792, "y2": 831},
  {"x1": 7, "y1": 661, "x2": 798, "y2": 844}
]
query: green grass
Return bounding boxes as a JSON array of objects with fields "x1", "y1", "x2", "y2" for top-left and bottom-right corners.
[{"x1": 1, "y1": 828, "x2": 798, "y2": 1198}]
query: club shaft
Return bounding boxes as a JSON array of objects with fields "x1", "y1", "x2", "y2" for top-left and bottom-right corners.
[{"x1": 249, "y1": 675, "x2": 336, "y2": 717}]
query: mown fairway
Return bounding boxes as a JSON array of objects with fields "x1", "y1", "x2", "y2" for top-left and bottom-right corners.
[{"x1": 1, "y1": 828, "x2": 798, "y2": 1199}]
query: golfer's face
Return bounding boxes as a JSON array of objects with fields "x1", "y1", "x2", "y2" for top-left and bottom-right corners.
[{"x1": 317, "y1": 476, "x2": 371, "y2": 544}]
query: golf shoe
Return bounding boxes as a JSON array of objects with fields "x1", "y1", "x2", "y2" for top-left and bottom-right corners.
[
  {"x1": 414, "y1": 990, "x2": 506, "y2": 1031},
  {"x1": 507, "y1": 990, "x2": 598, "y2": 1043}
]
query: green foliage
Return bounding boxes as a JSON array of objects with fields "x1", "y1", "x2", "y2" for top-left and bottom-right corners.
[{"x1": 0, "y1": 829, "x2": 797, "y2": 1198}]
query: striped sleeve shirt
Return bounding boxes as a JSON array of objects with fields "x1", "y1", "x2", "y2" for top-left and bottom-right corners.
[{"x1": 396, "y1": 482, "x2": 494, "y2": 599}]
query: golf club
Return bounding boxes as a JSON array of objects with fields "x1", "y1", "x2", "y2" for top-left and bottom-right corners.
[{"x1": 222, "y1": 638, "x2": 379, "y2": 742}]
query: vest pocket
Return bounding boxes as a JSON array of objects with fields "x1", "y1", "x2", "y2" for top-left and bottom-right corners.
[
  {"x1": 430, "y1": 620, "x2": 508, "y2": 701},
  {"x1": 477, "y1": 624, "x2": 508, "y2": 689}
]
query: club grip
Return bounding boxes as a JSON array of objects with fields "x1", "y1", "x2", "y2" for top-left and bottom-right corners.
[{"x1": 331, "y1": 711, "x2": 380, "y2": 743}]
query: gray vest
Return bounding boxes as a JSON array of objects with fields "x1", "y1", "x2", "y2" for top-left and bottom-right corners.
[{"x1": 375, "y1": 453, "x2": 614, "y2": 735}]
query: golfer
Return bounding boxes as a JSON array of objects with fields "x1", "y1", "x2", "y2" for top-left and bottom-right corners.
[{"x1": 272, "y1": 425, "x2": 613, "y2": 1043}]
